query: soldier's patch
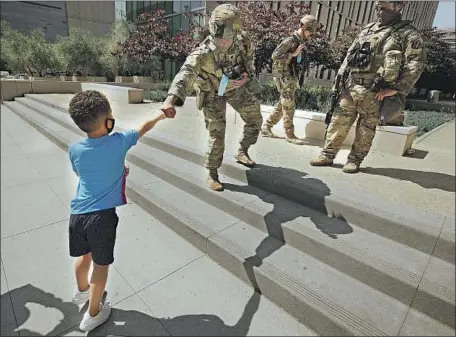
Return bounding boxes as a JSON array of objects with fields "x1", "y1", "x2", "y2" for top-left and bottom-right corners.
[{"x1": 411, "y1": 39, "x2": 422, "y2": 49}]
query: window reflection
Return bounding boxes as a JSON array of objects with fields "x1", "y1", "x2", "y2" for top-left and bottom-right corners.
[{"x1": 125, "y1": 1, "x2": 207, "y2": 80}]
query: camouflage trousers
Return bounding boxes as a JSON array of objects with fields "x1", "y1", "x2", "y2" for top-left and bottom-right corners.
[
  {"x1": 265, "y1": 77, "x2": 299, "y2": 133},
  {"x1": 202, "y1": 87, "x2": 262, "y2": 170},
  {"x1": 321, "y1": 87, "x2": 382, "y2": 164}
]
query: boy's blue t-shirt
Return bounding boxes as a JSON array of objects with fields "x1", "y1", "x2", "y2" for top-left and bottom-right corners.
[{"x1": 69, "y1": 129, "x2": 139, "y2": 215}]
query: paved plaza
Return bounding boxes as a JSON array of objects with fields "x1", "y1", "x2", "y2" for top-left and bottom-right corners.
[
  {"x1": 1, "y1": 107, "x2": 313, "y2": 336},
  {"x1": 1, "y1": 94, "x2": 454, "y2": 336}
]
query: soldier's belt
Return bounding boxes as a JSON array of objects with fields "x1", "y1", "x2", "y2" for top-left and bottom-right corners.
[{"x1": 350, "y1": 77, "x2": 374, "y2": 87}]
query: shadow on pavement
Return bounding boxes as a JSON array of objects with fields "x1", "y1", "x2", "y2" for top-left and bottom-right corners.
[
  {"x1": 404, "y1": 149, "x2": 429, "y2": 159},
  {"x1": 1, "y1": 283, "x2": 261, "y2": 336},
  {"x1": 225, "y1": 163, "x2": 353, "y2": 240},
  {"x1": 223, "y1": 163, "x2": 352, "y2": 294},
  {"x1": 361, "y1": 167, "x2": 456, "y2": 192},
  {"x1": 1, "y1": 284, "x2": 82, "y2": 336},
  {"x1": 87, "y1": 291, "x2": 261, "y2": 336}
]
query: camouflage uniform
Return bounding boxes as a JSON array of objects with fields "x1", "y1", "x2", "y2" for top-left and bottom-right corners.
[
  {"x1": 262, "y1": 15, "x2": 318, "y2": 145},
  {"x1": 166, "y1": 4, "x2": 262, "y2": 190},
  {"x1": 312, "y1": 2, "x2": 425, "y2": 172}
]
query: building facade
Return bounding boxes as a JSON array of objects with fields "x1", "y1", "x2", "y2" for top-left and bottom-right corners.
[
  {"x1": 124, "y1": 1, "x2": 438, "y2": 82},
  {"x1": 0, "y1": 1, "x2": 115, "y2": 41},
  {"x1": 65, "y1": 1, "x2": 115, "y2": 37},
  {"x1": 441, "y1": 28, "x2": 456, "y2": 52}
]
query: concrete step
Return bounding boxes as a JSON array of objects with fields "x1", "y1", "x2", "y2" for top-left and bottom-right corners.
[
  {"x1": 8, "y1": 98, "x2": 448, "y2": 283},
  {"x1": 23, "y1": 94, "x2": 454, "y2": 260},
  {"x1": 5, "y1": 99, "x2": 455, "y2": 335},
  {"x1": 0, "y1": 108, "x2": 316, "y2": 336},
  {"x1": 18, "y1": 95, "x2": 456, "y2": 262}
]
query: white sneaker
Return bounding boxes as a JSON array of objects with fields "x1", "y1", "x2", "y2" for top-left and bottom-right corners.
[
  {"x1": 72, "y1": 286, "x2": 90, "y2": 305},
  {"x1": 79, "y1": 302, "x2": 112, "y2": 331}
]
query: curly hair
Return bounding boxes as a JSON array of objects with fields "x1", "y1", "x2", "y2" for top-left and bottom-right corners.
[{"x1": 69, "y1": 90, "x2": 111, "y2": 133}]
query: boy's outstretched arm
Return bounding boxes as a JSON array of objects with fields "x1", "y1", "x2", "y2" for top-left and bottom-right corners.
[{"x1": 137, "y1": 111, "x2": 167, "y2": 139}]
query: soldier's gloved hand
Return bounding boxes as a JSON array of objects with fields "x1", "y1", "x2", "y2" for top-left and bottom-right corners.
[
  {"x1": 231, "y1": 72, "x2": 248, "y2": 89},
  {"x1": 292, "y1": 44, "x2": 305, "y2": 57},
  {"x1": 375, "y1": 88, "x2": 398, "y2": 101},
  {"x1": 161, "y1": 95, "x2": 177, "y2": 118}
]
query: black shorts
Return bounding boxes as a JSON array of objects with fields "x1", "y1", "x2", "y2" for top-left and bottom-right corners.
[{"x1": 69, "y1": 208, "x2": 119, "y2": 266}]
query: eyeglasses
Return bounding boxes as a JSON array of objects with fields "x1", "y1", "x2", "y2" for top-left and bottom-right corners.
[{"x1": 375, "y1": 1, "x2": 390, "y2": 10}]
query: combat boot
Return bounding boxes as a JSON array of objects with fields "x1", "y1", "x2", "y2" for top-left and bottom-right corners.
[
  {"x1": 342, "y1": 162, "x2": 359, "y2": 174},
  {"x1": 309, "y1": 155, "x2": 333, "y2": 166},
  {"x1": 285, "y1": 131, "x2": 305, "y2": 145},
  {"x1": 207, "y1": 169, "x2": 224, "y2": 191},
  {"x1": 235, "y1": 147, "x2": 256, "y2": 167},
  {"x1": 260, "y1": 124, "x2": 277, "y2": 138}
]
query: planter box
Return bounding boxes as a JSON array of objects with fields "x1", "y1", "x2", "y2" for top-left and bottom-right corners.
[
  {"x1": 115, "y1": 76, "x2": 134, "y2": 83},
  {"x1": 72, "y1": 76, "x2": 88, "y2": 82},
  {"x1": 0, "y1": 80, "x2": 32, "y2": 101},
  {"x1": 80, "y1": 83, "x2": 143, "y2": 104},
  {"x1": 133, "y1": 76, "x2": 154, "y2": 83},
  {"x1": 259, "y1": 105, "x2": 417, "y2": 156},
  {"x1": 87, "y1": 76, "x2": 107, "y2": 82}
]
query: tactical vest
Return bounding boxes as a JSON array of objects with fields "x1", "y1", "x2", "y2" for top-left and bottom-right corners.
[
  {"x1": 194, "y1": 34, "x2": 254, "y2": 98},
  {"x1": 272, "y1": 34, "x2": 302, "y2": 76},
  {"x1": 347, "y1": 20, "x2": 412, "y2": 76}
]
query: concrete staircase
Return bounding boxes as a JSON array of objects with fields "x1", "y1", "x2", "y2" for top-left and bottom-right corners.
[{"x1": 3, "y1": 95, "x2": 455, "y2": 336}]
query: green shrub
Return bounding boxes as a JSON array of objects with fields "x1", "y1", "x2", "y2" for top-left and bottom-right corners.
[
  {"x1": 405, "y1": 110, "x2": 455, "y2": 137},
  {"x1": 258, "y1": 83, "x2": 332, "y2": 111},
  {"x1": 145, "y1": 89, "x2": 168, "y2": 102},
  {"x1": 144, "y1": 85, "x2": 196, "y2": 102},
  {"x1": 149, "y1": 82, "x2": 171, "y2": 91}
]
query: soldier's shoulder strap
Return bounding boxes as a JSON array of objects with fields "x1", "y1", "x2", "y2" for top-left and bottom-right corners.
[
  {"x1": 201, "y1": 35, "x2": 220, "y2": 63},
  {"x1": 384, "y1": 20, "x2": 414, "y2": 48},
  {"x1": 376, "y1": 20, "x2": 413, "y2": 49},
  {"x1": 236, "y1": 32, "x2": 248, "y2": 52},
  {"x1": 236, "y1": 32, "x2": 255, "y2": 72},
  {"x1": 363, "y1": 22, "x2": 377, "y2": 30},
  {"x1": 290, "y1": 33, "x2": 302, "y2": 49},
  {"x1": 391, "y1": 20, "x2": 413, "y2": 33}
]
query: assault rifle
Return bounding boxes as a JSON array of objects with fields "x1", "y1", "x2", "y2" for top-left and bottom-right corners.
[{"x1": 324, "y1": 72, "x2": 344, "y2": 140}]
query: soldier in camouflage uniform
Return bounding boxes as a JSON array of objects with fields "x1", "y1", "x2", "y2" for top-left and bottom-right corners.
[
  {"x1": 261, "y1": 15, "x2": 319, "y2": 145},
  {"x1": 161, "y1": 4, "x2": 262, "y2": 191},
  {"x1": 310, "y1": 0, "x2": 425, "y2": 173}
]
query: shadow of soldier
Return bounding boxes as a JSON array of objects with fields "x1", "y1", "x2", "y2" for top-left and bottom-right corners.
[
  {"x1": 1, "y1": 283, "x2": 82, "y2": 336},
  {"x1": 86, "y1": 291, "x2": 261, "y2": 336},
  {"x1": 223, "y1": 163, "x2": 352, "y2": 293},
  {"x1": 361, "y1": 166, "x2": 456, "y2": 193},
  {"x1": 1, "y1": 283, "x2": 261, "y2": 337},
  {"x1": 224, "y1": 163, "x2": 353, "y2": 240}
]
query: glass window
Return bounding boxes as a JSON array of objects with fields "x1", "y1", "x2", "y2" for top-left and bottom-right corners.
[
  {"x1": 157, "y1": 1, "x2": 164, "y2": 11},
  {"x1": 144, "y1": 1, "x2": 150, "y2": 13},
  {"x1": 138, "y1": 1, "x2": 144, "y2": 15},
  {"x1": 164, "y1": 1, "x2": 173, "y2": 14},
  {"x1": 181, "y1": 1, "x2": 190, "y2": 12},
  {"x1": 173, "y1": 2, "x2": 180, "y2": 14},
  {"x1": 132, "y1": 1, "x2": 138, "y2": 22},
  {"x1": 126, "y1": 1, "x2": 133, "y2": 21},
  {"x1": 171, "y1": 15, "x2": 181, "y2": 35},
  {"x1": 151, "y1": 1, "x2": 157, "y2": 12},
  {"x1": 181, "y1": 13, "x2": 190, "y2": 31},
  {"x1": 190, "y1": 1, "x2": 203, "y2": 9}
]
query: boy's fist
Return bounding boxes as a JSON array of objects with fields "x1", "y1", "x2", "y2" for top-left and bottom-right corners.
[
  {"x1": 161, "y1": 106, "x2": 176, "y2": 118},
  {"x1": 161, "y1": 95, "x2": 178, "y2": 118}
]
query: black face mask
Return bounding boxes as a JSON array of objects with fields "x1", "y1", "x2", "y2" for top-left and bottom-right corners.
[
  {"x1": 377, "y1": 7, "x2": 401, "y2": 26},
  {"x1": 105, "y1": 118, "x2": 115, "y2": 134}
]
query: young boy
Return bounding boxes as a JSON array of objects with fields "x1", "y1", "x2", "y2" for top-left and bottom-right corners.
[{"x1": 67, "y1": 90, "x2": 166, "y2": 331}]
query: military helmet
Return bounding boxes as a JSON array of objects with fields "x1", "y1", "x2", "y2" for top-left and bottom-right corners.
[
  {"x1": 209, "y1": 4, "x2": 242, "y2": 39},
  {"x1": 300, "y1": 15, "x2": 319, "y2": 32},
  {"x1": 376, "y1": 1, "x2": 406, "y2": 10}
]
